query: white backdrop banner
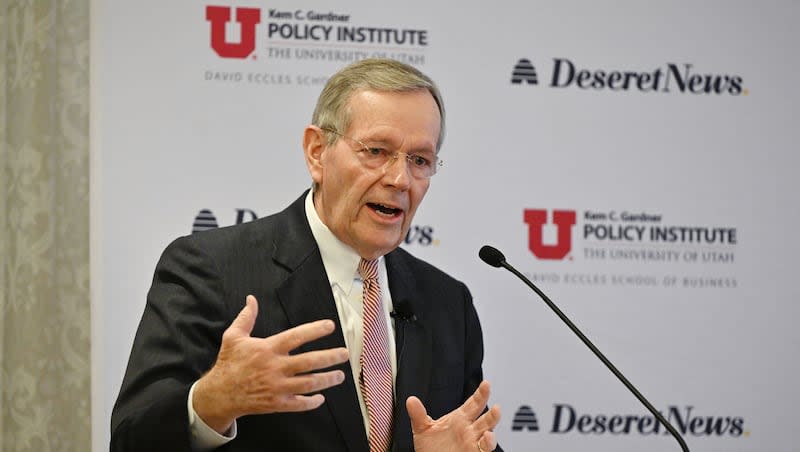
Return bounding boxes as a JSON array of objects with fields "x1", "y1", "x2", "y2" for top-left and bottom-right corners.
[{"x1": 91, "y1": 1, "x2": 800, "y2": 450}]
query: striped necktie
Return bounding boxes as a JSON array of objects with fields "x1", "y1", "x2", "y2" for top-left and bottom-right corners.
[{"x1": 358, "y1": 258, "x2": 394, "y2": 452}]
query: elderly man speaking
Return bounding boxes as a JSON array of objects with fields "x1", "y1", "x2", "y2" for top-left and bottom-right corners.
[{"x1": 111, "y1": 58, "x2": 502, "y2": 452}]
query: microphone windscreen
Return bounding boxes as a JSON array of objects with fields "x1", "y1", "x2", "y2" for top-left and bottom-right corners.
[
  {"x1": 394, "y1": 299, "x2": 413, "y2": 317},
  {"x1": 479, "y1": 245, "x2": 506, "y2": 268}
]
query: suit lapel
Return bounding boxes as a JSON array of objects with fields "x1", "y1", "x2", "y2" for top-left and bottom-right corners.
[
  {"x1": 385, "y1": 251, "x2": 433, "y2": 451},
  {"x1": 272, "y1": 193, "x2": 369, "y2": 452}
]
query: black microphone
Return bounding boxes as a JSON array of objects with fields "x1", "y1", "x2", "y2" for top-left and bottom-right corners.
[
  {"x1": 392, "y1": 299, "x2": 415, "y2": 369},
  {"x1": 479, "y1": 245, "x2": 690, "y2": 452},
  {"x1": 391, "y1": 298, "x2": 417, "y2": 322}
]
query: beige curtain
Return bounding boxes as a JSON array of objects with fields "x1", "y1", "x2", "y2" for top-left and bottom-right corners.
[{"x1": 1, "y1": 1, "x2": 91, "y2": 451}]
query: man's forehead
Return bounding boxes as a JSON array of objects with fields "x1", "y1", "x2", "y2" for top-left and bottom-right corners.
[
  {"x1": 344, "y1": 89, "x2": 440, "y2": 127},
  {"x1": 347, "y1": 88, "x2": 436, "y2": 111}
]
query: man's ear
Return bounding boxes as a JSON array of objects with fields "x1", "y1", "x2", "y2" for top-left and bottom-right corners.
[{"x1": 303, "y1": 125, "x2": 326, "y2": 185}]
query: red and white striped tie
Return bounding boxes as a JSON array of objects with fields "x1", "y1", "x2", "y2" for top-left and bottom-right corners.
[{"x1": 358, "y1": 258, "x2": 394, "y2": 452}]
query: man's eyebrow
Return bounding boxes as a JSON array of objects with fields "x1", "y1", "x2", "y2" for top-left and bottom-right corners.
[
  {"x1": 358, "y1": 133, "x2": 436, "y2": 153},
  {"x1": 358, "y1": 134, "x2": 400, "y2": 147}
]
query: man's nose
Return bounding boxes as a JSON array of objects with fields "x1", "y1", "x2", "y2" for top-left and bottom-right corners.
[{"x1": 383, "y1": 153, "x2": 412, "y2": 189}]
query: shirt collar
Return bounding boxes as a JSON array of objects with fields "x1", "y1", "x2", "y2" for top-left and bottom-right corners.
[{"x1": 305, "y1": 190, "x2": 376, "y2": 295}]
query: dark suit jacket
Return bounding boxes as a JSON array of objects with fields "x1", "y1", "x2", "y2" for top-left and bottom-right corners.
[{"x1": 111, "y1": 192, "x2": 495, "y2": 451}]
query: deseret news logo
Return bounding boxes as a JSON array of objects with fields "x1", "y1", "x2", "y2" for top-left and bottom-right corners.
[
  {"x1": 512, "y1": 405, "x2": 540, "y2": 431},
  {"x1": 192, "y1": 208, "x2": 258, "y2": 233},
  {"x1": 403, "y1": 225, "x2": 439, "y2": 247},
  {"x1": 511, "y1": 58, "x2": 747, "y2": 95},
  {"x1": 512, "y1": 404, "x2": 748, "y2": 437},
  {"x1": 511, "y1": 59, "x2": 538, "y2": 85},
  {"x1": 191, "y1": 208, "x2": 438, "y2": 245}
]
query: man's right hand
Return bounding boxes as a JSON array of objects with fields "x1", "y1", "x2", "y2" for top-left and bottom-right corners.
[{"x1": 192, "y1": 294, "x2": 350, "y2": 434}]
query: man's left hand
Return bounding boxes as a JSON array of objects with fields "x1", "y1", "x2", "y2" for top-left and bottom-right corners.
[{"x1": 407, "y1": 380, "x2": 501, "y2": 452}]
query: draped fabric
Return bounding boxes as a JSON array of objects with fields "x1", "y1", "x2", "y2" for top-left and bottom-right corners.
[{"x1": 0, "y1": 1, "x2": 90, "y2": 450}]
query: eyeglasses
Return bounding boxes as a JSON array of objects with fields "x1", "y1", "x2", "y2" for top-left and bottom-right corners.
[{"x1": 321, "y1": 128, "x2": 443, "y2": 179}]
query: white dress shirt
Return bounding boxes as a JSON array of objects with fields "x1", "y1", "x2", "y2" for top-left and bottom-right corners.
[{"x1": 188, "y1": 191, "x2": 398, "y2": 450}]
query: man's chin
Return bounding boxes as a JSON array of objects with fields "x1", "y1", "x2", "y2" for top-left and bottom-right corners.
[{"x1": 356, "y1": 236, "x2": 404, "y2": 259}]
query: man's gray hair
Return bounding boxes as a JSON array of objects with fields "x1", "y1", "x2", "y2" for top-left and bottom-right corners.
[{"x1": 312, "y1": 58, "x2": 446, "y2": 151}]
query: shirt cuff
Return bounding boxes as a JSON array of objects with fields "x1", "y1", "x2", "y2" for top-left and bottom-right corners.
[{"x1": 188, "y1": 380, "x2": 237, "y2": 451}]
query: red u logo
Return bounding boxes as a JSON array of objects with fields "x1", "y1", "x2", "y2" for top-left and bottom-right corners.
[
  {"x1": 206, "y1": 6, "x2": 261, "y2": 59},
  {"x1": 524, "y1": 209, "x2": 576, "y2": 260}
]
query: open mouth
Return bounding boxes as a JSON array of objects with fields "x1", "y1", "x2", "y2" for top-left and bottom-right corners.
[{"x1": 367, "y1": 202, "x2": 403, "y2": 217}]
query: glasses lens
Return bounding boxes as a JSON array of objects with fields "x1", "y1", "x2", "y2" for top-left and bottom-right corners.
[
  {"x1": 359, "y1": 148, "x2": 390, "y2": 169},
  {"x1": 325, "y1": 128, "x2": 440, "y2": 179},
  {"x1": 408, "y1": 154, "x2": 438, "y2": 179}
]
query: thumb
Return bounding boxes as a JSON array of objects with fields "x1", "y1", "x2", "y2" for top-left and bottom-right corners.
[
  {"x1": 228, "y1": 294, "x2": 258, "y2": 337},
  {"x1": 406, "y1": 396, "x2": 432, "y2": 434}
]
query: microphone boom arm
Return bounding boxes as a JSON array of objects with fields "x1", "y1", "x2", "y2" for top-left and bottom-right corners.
[{"x1": 486, "y1": 248, "x2": 689, "y2": 451}]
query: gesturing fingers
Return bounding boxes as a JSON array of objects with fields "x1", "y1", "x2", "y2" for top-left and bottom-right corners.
[
  {"x1": 265, "y1": 369, "x2": 347, "y2": 413},
  {"x1": 459, "y1": 380, "x2": 492, "y2": 421},
  {"x1": 479, "y1": 430, "x2": 498, "y2": 452},
  {"x1": 282, "y1": 369, "x2": 346, "y2": 399},
  {"x1": 278, "y1": 393, "x2": 326, "y2": 412},
  {"x1": 226, "y1": 295, "x2": 259, "y2": 338},
  {"x1": 472, "y1": 404, "x2": 501, "y2": 434},
  {"x1": 285, "y1": 348, "x2": 350, "y2": 375},
  {"x1": 406, "y1": 396, "x2": 433, "y2": 434},
  {"x1": 270, "y1": 318, "x2": 338, "y2": 354},
  {"x1": 407, "y1": 386, "x2": 502, "y2": 452}
]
